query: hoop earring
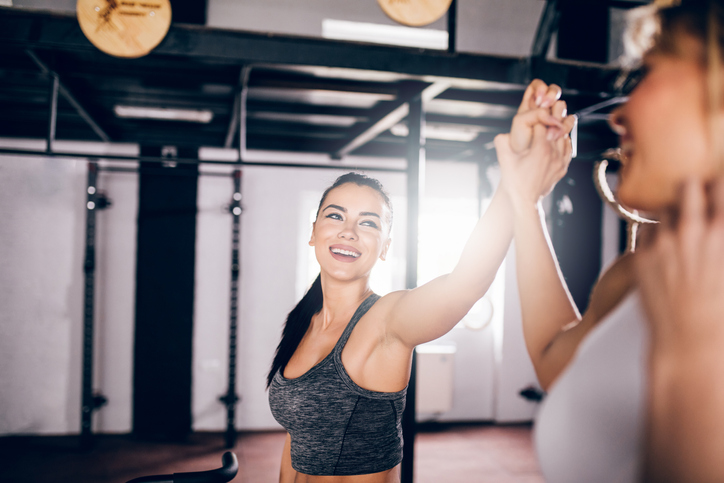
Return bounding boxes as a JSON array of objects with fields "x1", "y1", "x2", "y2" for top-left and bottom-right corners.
[{"x1": 594, "y1": 150, "x2": 657, "y2": 253}]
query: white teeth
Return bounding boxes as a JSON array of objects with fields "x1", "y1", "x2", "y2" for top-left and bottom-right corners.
[{"x1": 331, "y1": 248, "x2": 360, "y2": 258}]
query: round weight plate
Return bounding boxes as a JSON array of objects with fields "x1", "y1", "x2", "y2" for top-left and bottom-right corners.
[
  {"x1": 77, "y1": 0, "x2": 172, "y2": 58},
  {"x1": 377, "y1": 0, "x2": 452, "y2": 27}
]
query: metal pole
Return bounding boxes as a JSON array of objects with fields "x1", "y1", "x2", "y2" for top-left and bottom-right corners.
[
  {"x1": 220, "y1": 169, "x2": 243, "y2": 448},
  {"x1": 80, "y1": 161, "x2": 98, "y2": 449},
  {"x1": 47, "y1": 74, "x2": 59, "y2": 153},
  {"x1": 401, "y1": 95, "x2": 425, "y2": 483},
  {"x1": 447, "y1": 0, "x2": 457, "y2": 54}
]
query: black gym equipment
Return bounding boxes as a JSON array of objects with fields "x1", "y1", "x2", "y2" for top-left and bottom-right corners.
[{"x1": 125, "y1": 451, "x2": 238, "y2": 483}]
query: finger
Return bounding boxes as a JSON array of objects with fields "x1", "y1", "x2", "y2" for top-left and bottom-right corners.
[
  {"x1": 493, "y1": 133, "x2": 513, "y2": 160},
  {"x1": 520, "y1": 79, "x2": 550, "y2": 113},
  {"x1": 510, "y1": 108, "x2": 565, "y2": 152},
  {"x1": 561, "y1": 114, "x2": 577, "y2": 136},
  {"x1": 539, "y1": 84, "x2": 563, "y2": 109},
  {"x1": 712, "y1": 177, "x2": 724, "y2": 222},
  {"x1": 678, "y1": 178, "x2": 707, "y2": 279},
  {"x1": 551, "y1": 100, "x2": 568, "y2": 121},
  {"x1": 679, "y1": 178, "x2": 707, "y2": 230}
]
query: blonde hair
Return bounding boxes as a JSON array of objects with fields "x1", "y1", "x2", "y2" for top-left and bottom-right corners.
[{"x1": 623, "y1": 0, "x2": 724, "y2": 171}]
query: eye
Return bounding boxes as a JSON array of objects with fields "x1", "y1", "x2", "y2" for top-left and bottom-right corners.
[
  {"x1": 326, "y1": 212, "x2": 343, "y2": 221},
  {"x1": 361, "y1": 220, "x2": 379, "y2": 229},
  {"x1": 618, "y1": 64, "x2": 649, "y2": 95}
]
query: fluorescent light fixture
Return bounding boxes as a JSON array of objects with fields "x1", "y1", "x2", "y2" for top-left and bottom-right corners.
[
  {"x1": 426, "y1": 99, "x2": 517, "y2": 119},
  {"x1": 249, "y1": 111, "x2": 364, "y2": 127},
  {"x1": 247, "y1": 87, "x2": 394, "y2": 108},
  {"x1": 322, "y1": 19, "x2": 448, "y2": 50},
  {"x1": 391, "y1": 123, "x2": 487, "y2": 142},
  {"x1": 114, "y1": 105, "x2": 214, "y2": 123}
]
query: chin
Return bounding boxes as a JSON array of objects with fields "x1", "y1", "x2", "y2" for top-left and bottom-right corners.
[{"x1": 618, "y1": 186, "x2": 669, "y2": 216}]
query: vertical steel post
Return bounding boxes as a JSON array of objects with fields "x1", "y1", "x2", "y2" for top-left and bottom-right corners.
[
  {"x1": 221, "y1": 169, "x2": 243, "y2": 448},
  {"x1": 401, "y1": 95, "x2": 425, "y2": 483},
  {"x1": 447, "y1": 0, "x2": 457, "y2": 54},
  {"x1": 47, "y1": 74, "x2": 59, "y2": 153},
  {"x1": 80, "y1": 161, "x2": 98, "y2": 449}
]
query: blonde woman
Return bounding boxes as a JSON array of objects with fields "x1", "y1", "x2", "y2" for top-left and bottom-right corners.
[{"x1": 496, "y1": 1, "x2": 724, "y2": 481}]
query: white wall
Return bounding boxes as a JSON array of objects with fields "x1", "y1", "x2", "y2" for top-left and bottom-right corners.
[
  {"x1": 495, "y1": 242, "x2": 542, "y2": 422},
  {"x1": 92, "y1": 167, "x2": 138, "y2": 433},
  {"x1": 0, "y1": 155, "x2": 86, "y2": 434}
]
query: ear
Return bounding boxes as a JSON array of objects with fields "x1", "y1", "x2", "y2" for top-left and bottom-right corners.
[
  {"x1": 309, "y1": 222, "x2": 316, "y2": 246},
  {"x1": 379, "y1": 238, "x2": 391, "y2": 261}
]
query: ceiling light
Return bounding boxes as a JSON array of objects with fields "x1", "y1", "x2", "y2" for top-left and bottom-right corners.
[
  {"x1": 114, "y1": 105, "x2": 214, "y2": 123},
  {"x1": 249, "y1": 112, "x2": 363, "y2": 127},
  {"x1": 391, "y1": 123, "x2": 486, "y2": 142},
  {"x1": 247, "y1": 87, "x2": 394, "y2": 108},
  {"x1": 322, "y1": 19, "x2": 448, "y2": 50},
  {"x1": 426, "y1": 100, "x2": 516, "y2": 119}
]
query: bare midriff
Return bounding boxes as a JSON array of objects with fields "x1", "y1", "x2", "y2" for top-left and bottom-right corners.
[{"x1": 293, "y1": 465, "x2": 400, "y2": 483}]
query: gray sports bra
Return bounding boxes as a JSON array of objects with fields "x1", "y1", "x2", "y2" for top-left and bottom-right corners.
[{"x1": 268, "y1": 294, "x2": 408, "y2": 476}]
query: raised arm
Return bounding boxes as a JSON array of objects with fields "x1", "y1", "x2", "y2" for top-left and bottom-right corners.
[
  {"x1": 386, "y1": 80, "x2": 575, "y2": 349},
  {"x1": 636, "y1": 179, "x2": 724, "y2": 483},
  {"x1": 494, "y1": 80, "x2": 584, "y2": 390}
]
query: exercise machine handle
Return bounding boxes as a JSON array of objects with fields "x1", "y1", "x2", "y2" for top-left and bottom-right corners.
[{"x1": 126, "y1": 451, "x2": 238, "y2": 483}]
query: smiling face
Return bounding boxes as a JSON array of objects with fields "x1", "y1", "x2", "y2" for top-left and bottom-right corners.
[
  {"x1": 610, "y1": 30, "x2": 721, "y2": 214},
  {"x1": 309, "y1": 183, "x2": 392, "y2": 283}
]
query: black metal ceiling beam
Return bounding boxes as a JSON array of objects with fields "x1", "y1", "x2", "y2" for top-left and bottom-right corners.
[
  {"x1": 0, "y1": 7, "x2": 619, "y2": 93},
  {"x1": 331, "y1": 82, "x2": 450, "y2": 159},
  {"x1": 530, "y1": 0, "x2": 560, "y2": 61},
  {"x1": 26, "y1": 50, "x2": 111, "y2": 143}
]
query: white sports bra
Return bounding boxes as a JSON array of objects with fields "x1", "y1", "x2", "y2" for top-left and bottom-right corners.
[{"x1": 534, "y1": 291, "x2": 649, "y2": 483}]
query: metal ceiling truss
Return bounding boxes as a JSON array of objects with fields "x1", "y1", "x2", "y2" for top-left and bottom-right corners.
[{"x1": 0, "y1": 6, "x2": 624, "y2": 164}]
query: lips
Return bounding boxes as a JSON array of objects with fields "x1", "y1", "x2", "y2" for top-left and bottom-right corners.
[{"x1": 329, "y1": 245, "x2": 361, "y2": 263}]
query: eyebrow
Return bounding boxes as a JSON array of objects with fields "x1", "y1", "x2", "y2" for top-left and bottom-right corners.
[{"x1": 323, "y1": 204, "x2": 381, "y2": 219}]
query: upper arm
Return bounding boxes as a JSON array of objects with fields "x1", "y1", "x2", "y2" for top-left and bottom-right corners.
[
  {"x1": 382, "y1": 274, "x2": 482, "y2": 349},
  {"x1": 383, "y1": 189, "x2": 514, "y2": 348}
]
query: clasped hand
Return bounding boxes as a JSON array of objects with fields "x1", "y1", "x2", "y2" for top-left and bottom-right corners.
[{"x1": 495, "y1": 79, "x2": 577, "y2": 212}]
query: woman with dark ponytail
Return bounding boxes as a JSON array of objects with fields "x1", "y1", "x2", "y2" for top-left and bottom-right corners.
[{"x1": 267, "y1": 86, "x2": 575, "y2": 481}]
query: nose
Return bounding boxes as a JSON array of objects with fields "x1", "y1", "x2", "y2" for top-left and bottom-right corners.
[
  {"x1": 608, "y1": 105, "x2": 627, "y2": 136},
  {"x1": 338, "y1": 222, "x2": 357, "y2": 241}
]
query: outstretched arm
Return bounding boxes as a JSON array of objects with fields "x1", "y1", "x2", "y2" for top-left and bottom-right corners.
[
  {"x1": 494, "y1": 80, "x2": 586, "y2": 390},
  {"x1": 636, "y1": 179, "x2": 724, "y2": 483},
  {"x1": 386, "y1": 80, "x2": 575, "y2": 349}
]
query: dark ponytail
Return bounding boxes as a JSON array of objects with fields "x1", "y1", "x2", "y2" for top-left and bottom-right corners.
[
  {"x1": 267, "y1": 274, "x2": 323, "y2": 387},
  {"x1": 266, "y1": 172, "x2": 392, "y2": 388}
]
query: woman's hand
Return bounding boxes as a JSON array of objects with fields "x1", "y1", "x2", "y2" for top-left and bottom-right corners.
[
  {"x1": 636, "y1": 178, "x2": 724, "y2": 483},
  {"x1": 636, "y1": 178, "x2": 724, "y2": 355},
  {"x1": 495, "y1": 79, "x2": 577, "y2": 212}
]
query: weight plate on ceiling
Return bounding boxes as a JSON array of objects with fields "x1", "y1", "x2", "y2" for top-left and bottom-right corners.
[
  {"x1": 377, "y1": 0, "x2": 452, "y2": 27},
  {"x1": 77, "y1": 0, "x2": 172, "y2": 58}
]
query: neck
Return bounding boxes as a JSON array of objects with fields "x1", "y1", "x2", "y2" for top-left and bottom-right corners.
[{"x1": 316, "y1": 275, "x2": 373, "y2": 330}]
